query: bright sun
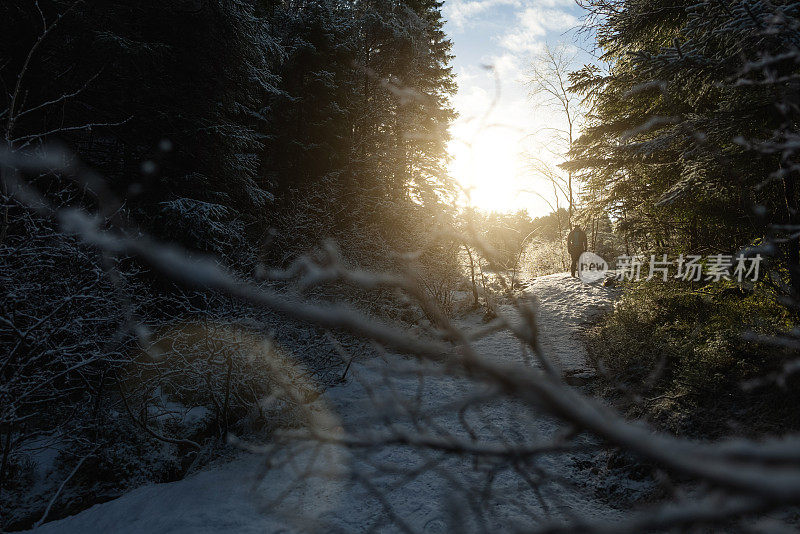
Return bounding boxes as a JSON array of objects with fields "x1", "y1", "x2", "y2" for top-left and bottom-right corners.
[{"x1": 448, "y1": 126, "x2": 536, "y2": 214}]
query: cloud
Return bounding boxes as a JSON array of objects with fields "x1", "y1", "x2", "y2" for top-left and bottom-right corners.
[
  {"x1": 535, "y1": 0, "x2": 580, "y2": 7},
  {"x1": 487, "y1": 53, "x2": 520, "y2": 79},
  {"x1": 445, "y1": 0, "x2": 522, "y2": 29},
  {"x1": 500, "y1": 7, "x2": 578, "y2": 53},
  {"x1": 454, "y1": 65, "x2": 482, "y2": 87}
]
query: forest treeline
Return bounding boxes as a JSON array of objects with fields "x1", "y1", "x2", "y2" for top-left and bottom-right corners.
[
  {"x1": 572, "y1": 0, "x2": 800, "y2": 435},
  {"x1": 1, "y1": 0, "x2": 456, "y2": 262},
  {"x1": 570, "y1": 0, "x2": 800, "y2": 292},
  {"x1": 0, "y1": 0, "x2": 465, "y2": 527}
]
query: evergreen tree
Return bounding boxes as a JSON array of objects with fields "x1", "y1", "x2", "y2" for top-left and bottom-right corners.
[
  {"x1": 263, "y1": 0, "x2": 457, "y2": 261},
  {"x1": 1, "y1": 0, "x2": 281, "y2": 257},
  {"x1": 569, "y1": 0, "x2": 800, "y2": 284}
]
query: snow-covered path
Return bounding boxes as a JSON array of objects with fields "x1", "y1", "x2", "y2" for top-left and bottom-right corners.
[
  {"x1": 470, "y1": 273, "x2": 617, "y2": 375},
  {"x1": 527, "y1": 273, "x2": 618, "y2": 374},
  {"x1": 33, "y1": 273, "x2": 619, "y2": 533}
]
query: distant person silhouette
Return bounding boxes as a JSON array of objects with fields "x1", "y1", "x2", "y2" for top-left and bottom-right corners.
[{"x1": 567, "y1": 226, "x2": 588, "y2": 277}]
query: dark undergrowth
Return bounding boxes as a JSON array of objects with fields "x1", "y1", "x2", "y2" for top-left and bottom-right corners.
[{"x1": 588, "y1": 280, "x2": 800, "y2": 438}]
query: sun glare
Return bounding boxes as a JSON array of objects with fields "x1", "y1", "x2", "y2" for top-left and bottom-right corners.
[{"x1": 449, "y1": 127, "x2": 534, "y2": 214}]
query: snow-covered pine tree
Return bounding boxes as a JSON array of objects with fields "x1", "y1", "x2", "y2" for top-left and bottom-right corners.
[
  {"x1": 262, "y1": 0, "x2": 457, "y2": 265},
  {"x1": 1, "y1": 0, "x2": 281, "y2": 258},
  {"x1": 569, "y1": 0, "x2": 800, "y2": 283}
]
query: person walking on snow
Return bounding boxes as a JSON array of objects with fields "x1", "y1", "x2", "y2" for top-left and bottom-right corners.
[{"x1": 567, "y1": 226, "x2": 588, "y2": 277}]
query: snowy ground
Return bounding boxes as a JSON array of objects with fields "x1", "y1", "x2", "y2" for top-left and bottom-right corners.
[{"x1": 32, "y1": 273, "x2": 626, "y2": 533}]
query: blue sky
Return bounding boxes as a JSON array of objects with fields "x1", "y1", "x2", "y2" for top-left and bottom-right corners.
[{"x1": 442, "y1": 0, "x2": 598, "y2": 216}]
